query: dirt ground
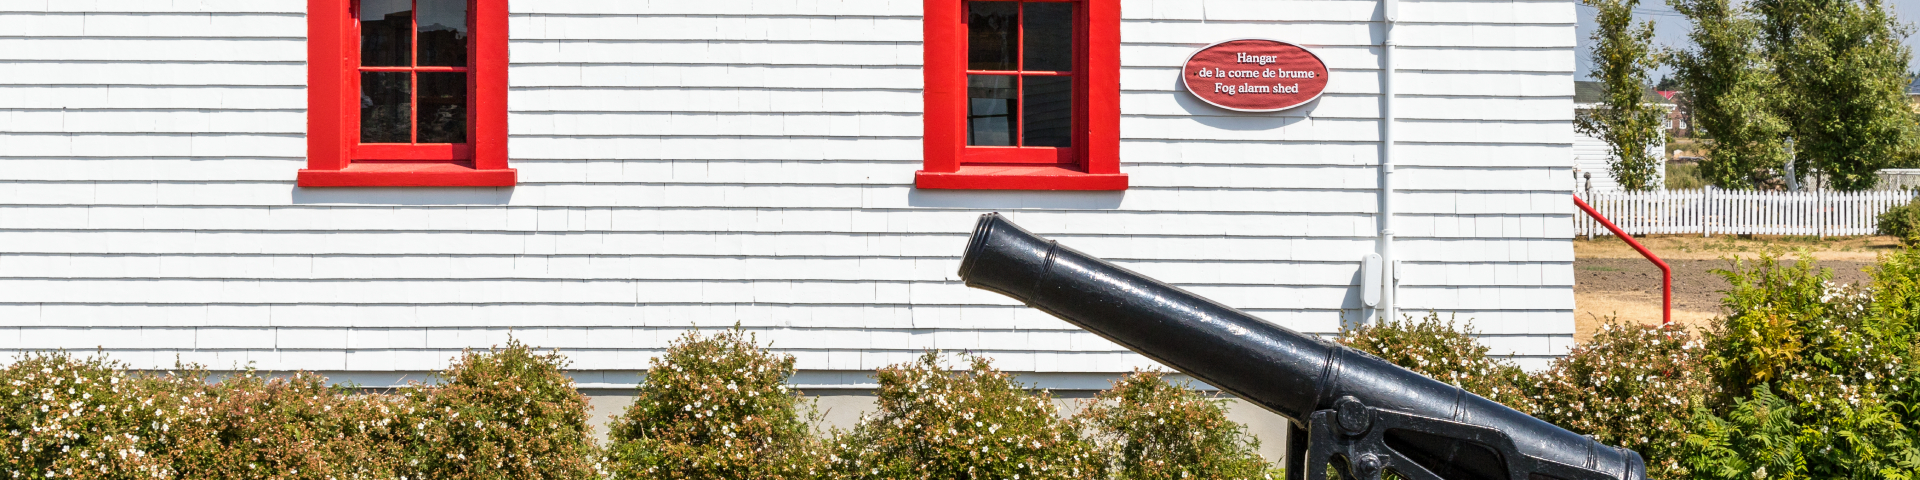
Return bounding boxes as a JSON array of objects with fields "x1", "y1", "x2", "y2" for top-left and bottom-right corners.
[{"x1": 1572, "y1": 235, "x2": 1898, "y2": 342}]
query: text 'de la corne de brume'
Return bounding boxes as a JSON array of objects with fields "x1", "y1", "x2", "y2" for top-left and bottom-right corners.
[{"x1": 1193, "y1": 53, "x2": 1317, "y2": 96}]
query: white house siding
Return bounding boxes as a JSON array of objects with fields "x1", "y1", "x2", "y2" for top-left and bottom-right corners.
[
  {"x1": 0, "y1": 0, "x2": 1576, "y2": 383},
  {"x1": 1572, "y1": 107, "x2": 1665, "y2": 192},
  {"x1": 1573, "y1": 129, "x2": 1618, "y2": 191}
]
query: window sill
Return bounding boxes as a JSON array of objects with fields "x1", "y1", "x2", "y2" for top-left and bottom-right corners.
[
  {"x1": 298, "y1": 162, "x2": 517, "y2": 187},
  {"x1": 915, "y1": 165, "x2": 1127, "y2": 190}
]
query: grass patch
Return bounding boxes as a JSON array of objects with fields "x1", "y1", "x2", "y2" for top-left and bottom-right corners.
[{"x1": 1665, "y1": 161, "x2": 1705, "y2": 190}]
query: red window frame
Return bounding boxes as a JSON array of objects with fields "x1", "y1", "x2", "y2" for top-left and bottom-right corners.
[
  {"x1": 918, "y1": 0, "x2": 1123, "y2": 190},
  {"x1": 301, "y1": 0, "x2": 514, "y2": 187}
]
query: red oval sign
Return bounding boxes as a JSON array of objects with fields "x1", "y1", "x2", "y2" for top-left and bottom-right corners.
[{"x1": 1181, "y1": 39, "x2": 1330, "y2": 112}]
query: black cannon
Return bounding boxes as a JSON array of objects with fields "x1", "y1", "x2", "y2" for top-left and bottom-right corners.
[{"x1": 957, "y1": 214, "x2": 1644, "y2": 480}]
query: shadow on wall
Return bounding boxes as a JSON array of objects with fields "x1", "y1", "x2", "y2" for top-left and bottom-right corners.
[
  {"x1": 290, "y1": 186, "x2": 515, "y2": 205},
  {"x1": 907, "y1": 188, "x2": 1125, "y2": 209},
  {"x1": 1168, "y1": 74, "x2": 1326, "y2": 129},
  {"x1": 1340, "y1": 266, "x2": 1369, "y2": 331}
]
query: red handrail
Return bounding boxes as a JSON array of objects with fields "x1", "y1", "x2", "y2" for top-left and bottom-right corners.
[{"x1": 1572, "y1": 195, "x2": 1672, "y2": 325}]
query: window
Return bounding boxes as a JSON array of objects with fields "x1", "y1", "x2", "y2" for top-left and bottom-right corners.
[
  {"x1": 918, "y1": 0, "x2": 1123, "y2": 190},
  {"x1": 302, "y1": 0, "x2": 513, "y2": 187}
]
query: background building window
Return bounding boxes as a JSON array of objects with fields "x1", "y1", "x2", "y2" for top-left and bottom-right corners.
[{"x1": 302, "y1": 0, "x2": 514, "y2": 187}]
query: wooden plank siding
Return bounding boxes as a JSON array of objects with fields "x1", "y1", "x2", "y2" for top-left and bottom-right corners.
[{"x1": 0, "y1": 0, "x2": 1578, "y2": 380}]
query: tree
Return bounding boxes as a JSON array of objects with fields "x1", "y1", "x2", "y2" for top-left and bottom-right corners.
[
  {"x1": 1669, "y1": 0, "x2": 1791, "y2": 189},
  {"x1": 1578, "y1": 0, "x2": 1669, "y2": 191},
  {"x1": 1753, "y1": 0, "x2": 1916, "y2": 190}
]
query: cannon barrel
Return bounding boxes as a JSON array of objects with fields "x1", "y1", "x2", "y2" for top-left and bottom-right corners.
[{"x1": 958, "y1": 214, "x2": 1643, "y2": 480}]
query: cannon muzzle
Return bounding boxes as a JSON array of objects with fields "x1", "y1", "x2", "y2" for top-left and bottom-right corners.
[{"x1": 959, "y1": 213, "x2": 1644, "y2": 480}]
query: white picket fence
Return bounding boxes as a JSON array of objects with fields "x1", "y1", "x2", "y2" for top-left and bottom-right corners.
[{"x1": 1575, "y1": 189, "x2": 1920, "y2": 237}]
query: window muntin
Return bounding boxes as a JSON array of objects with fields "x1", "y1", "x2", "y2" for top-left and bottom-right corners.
[
  {"x1": 965, "y1": 0, "x2": 1073, "y2": 155},
  {"x1": 356, "y1": 0, "x2": 470, "y2": 150}
]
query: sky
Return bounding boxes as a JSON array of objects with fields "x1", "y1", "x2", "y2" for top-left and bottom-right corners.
[{"x1": 1574, "y1": 0, "x2": 1920, "y2": 82}]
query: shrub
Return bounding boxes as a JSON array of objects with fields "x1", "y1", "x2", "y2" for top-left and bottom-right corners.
[
  {"x1": 1682, "y1": 382, "x2": 1920, "y2": 480},
  {"x1": 1665, "y1": 161, "x2": 1706, "y2": 190},
  {"x1": 1678, "y1": 252, "x2": 1920, "y2": 478},
  {"x1": 0, "y1": 342, "x2": 600, "y2": 480},
  {"x1": 829, "y1": 352, "x2": 1102, "y2": 480},
  {"x1": 399, "y1": 339, "x2": 600, "y2": 480},
  {"x1": 1863, "y1": 246, "x2": 1920, "y2": 434},
  {"x1": 1529, "y1": 321, "x2": 1707, "y2": 479},
  {"x1": 1338, "y1": 314, "x2": 1721, "y2": 479},
  {"x1": 162, "y1": 369, "x2": 410, "y2": 479},
  {"x1": 1338, "y1": 313, "x2": 1539, "y2": 413},
  {"x1": 1707, "y1": 252, "x2": 1911, "y2": 405},
  {"x1": 0, "y1": 355, "x2": 410, "y2": 480},
  {"x1": 1078, "y1": 370, "x2": 1280, "y2": 480},
  {"x1": 1679, "y1": 385, "x2": 1802, "y2": 480},
  {"x1": 1878, "y1": 196, "x2": 1920, "y2": 247},
  {"x1": 604, "y1": 328, "x2": 825, "y2": 479},
  {"x1": 0, "y1": 352, "x2": 172, "y2": 479}
]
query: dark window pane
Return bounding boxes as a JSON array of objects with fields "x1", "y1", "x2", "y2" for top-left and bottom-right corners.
[
  {"x1": 360, "y1": 0, "x2": 412, "y2": 67},
  {"x1": 361, "y1": 72, "x2": 411, "y2": 143},
  {"x1": 967, "y1": 75, "x2": 1017, "y2": 146},
  {"x1": 417, "y1": 72, "x2": 468, "y2": 143},
  {"x1": 1023, "y1": 75, "x2": 1071, "y2": 147},
  {"x1": 967, "y1": 1, "x2": 1018, "y2": 71},
  {"x1": 417, "y1": 0, "x2": 468, "y2": 66},
  {"x1": 1023, "y1": 2, "x2": 1073, "y2": 72}
]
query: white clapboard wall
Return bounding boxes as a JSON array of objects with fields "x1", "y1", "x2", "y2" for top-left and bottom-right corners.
[
  {"x1": 1577, "y1": 189, "x2": 1919, "y2": 237},
  {"x1": 0, "y1": 0, "x2": 1577, "y2": 382},
  {"x1": 1570, "y1": 108, "x2": 1663, "y2": 193}
]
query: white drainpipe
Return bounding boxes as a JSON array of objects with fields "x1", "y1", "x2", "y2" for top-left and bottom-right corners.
[{"x1": 1379, "y1": 0, "x2": 1399, "y2": 323}]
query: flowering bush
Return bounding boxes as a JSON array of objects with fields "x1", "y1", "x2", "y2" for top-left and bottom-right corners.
[
  {"x1": 166, "y1": 368, "x2": 413, "y2": 479},
  {"x1": 0, "y1": 341, "x2": 599, "y2": 480},
  {"x1": 1077, "y1": 370, "x2": 1280, "y2": 480},
  {"x1": 829, "y1": 352, "x2": 1102, "y2": 480},
  {"x1": 1, "y1": 353, "x2": 174, "y2": 479},
  {"x1": 603, "y1": 328, "x2": 825, "y2": 479},
  {"x1": 1339, "y1": 313, "x2": 1539, "y2": 413},
  {"x1": 1678, "y1": 252, "x2": 1920, "y2": 478},
  {"x1": 0, "y1": 354, "x2": 413, "y2": 479},
  {"x1": 1340, "y1": 314, "x2": 1716, "y2": 479},
  {"x1": 1529, "y1": 321, "x2": 1707, "y2": 479},
  {"x1": 400, "y1": 339, "x2": 600, "y2": 480}
]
